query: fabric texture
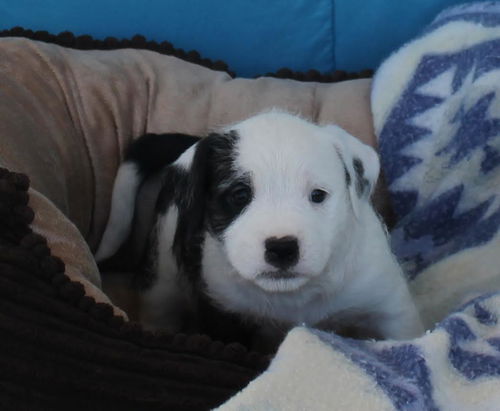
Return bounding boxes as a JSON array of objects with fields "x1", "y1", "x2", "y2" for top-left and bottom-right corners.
[{"x1": 221, "y1": 3, "x2": 500, "y2": 409}]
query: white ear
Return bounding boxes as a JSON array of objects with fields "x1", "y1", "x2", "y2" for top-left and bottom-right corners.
[{"x1": 324, "y1": 125, "x2": 380, "y2": 216}]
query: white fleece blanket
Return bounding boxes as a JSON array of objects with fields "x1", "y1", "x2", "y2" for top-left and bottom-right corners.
[{"x1": 220, "y1": 3, "x2": 500, "y2": 410}]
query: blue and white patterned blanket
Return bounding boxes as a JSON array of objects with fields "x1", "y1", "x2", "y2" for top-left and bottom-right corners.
[{"x1": 220, "y1": 3, "x2": 500, "y2": 410}]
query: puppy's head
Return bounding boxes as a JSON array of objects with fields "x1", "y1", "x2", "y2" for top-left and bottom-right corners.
[{"x1": 174, "y1": 111, "x2": 380, "y2": 293}]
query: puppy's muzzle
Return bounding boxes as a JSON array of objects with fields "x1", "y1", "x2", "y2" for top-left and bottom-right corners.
[{"x1": 264, "y1": 236, "x2": 299, "y2": 269}]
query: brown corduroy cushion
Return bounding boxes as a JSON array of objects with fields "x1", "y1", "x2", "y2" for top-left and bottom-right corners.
[{"x1": 0, "y1": 167, "x2": 269, "y2": 410}]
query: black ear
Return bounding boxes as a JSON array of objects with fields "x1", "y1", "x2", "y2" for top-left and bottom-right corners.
[
  {"x1": 172, "y1": 134, "x2": 217, "y2": 274},
  {"x1": 172, "y1": 132, "x2": 238, "y2": 274},
  {"x1": 125, "y1": 133, "x2": 200, "y2": 176}
]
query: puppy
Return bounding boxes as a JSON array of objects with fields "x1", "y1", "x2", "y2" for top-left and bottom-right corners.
[{"x1": 96, "y1": 111, "x2": 423, "y2": 342}]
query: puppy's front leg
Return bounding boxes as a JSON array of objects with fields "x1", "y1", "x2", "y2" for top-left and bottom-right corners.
[{"x1": 375, "y1": 284, "x2": 424, "y2": 340}]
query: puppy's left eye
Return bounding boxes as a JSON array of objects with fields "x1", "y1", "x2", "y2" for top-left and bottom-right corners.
[
  {"x1": 310, "y1": 189, "x2": 328, "y2": 204},
  {"x1": 228, "y1": 184, "x2": 252, "y2": 208}
]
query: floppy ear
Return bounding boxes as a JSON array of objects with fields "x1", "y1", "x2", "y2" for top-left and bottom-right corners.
[
  {"x1": 172, "y1": 132, "x2": 237, "y2": 274},
  {"x1": 325, "y1": 125, "x2": 380, "y2": 218},
  {"x1": 172, "y1": 134, "x2": 217, "y2": 273}
]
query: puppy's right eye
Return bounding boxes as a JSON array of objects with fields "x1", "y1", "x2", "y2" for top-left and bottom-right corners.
[
  {"x1": 228, "y1": 184, "x2": 252, "y2": 208},
  {"x1": 310, "y1": 189, "x2": 328, "y2": 204}
]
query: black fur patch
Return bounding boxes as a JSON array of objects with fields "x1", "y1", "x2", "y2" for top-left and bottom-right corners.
[
  {"x1": 171, "y1": 131, "x2": 243, "y2": 277},
  {"x1": 353, "y1": 157, "x2": 369, "y2": 196},
  {"x1": 124, "y1": 131, "x2": 258, "y2": 340},
  {"x1": 344, "y1": 165, "x2": 351, "y2": 187},
  {"x1": 205, "y1": 132, "x2": 251, "y2": 237},
  {"x1": 335, "y1": 147, "x2": 352, "y2": 187},
  {"x1": 156, "y1": 166, "x2": 189, "y2": 214},
  {"x1": 125, "y1": 133, "x2": 199, "y2": 176}
]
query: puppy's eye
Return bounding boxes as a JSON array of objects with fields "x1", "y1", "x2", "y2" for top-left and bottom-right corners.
[
  {"x1": 228, "y1": 184, "x2": 252, "y2": 207},
  {"x1": 310, "y1": 189, "x2": 328, "y2": 204}
]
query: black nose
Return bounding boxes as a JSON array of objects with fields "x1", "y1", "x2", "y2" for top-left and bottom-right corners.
[{"x1": 264, "y1": 236, "x2": 299, "y2": 269}]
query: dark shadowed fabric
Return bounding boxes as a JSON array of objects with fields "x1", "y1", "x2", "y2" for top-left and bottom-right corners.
[{"x1": 0, "y1": 167, "x2": 268, "y2": 410}]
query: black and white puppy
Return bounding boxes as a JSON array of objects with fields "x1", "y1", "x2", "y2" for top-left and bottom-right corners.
[{"x1": 96, "y1": 111, "x2": 423, "y2": 340}]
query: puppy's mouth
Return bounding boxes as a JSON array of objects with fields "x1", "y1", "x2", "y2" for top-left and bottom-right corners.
[{"x1": 254, "y1": 271, "x2": 309, "y2": 293}]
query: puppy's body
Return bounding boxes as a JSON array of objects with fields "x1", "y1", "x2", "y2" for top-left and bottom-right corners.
[{"x1": 96, "y1": 112, "x2": 423, "y2": 341}]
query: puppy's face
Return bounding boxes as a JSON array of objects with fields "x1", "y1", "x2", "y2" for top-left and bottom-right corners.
[{"x1": 176, "y1": 112, "x2": 379, "y2": 294}]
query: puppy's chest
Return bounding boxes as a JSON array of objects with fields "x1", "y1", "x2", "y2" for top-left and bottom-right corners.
[
  {"x1": 149, "y1": 219, "x2": 289, "y2": 329},
  {"x1": 201, "y1": 266, "x2": 336, "y2": 326}
]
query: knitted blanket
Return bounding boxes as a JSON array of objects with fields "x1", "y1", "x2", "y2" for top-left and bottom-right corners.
[{"x1": 220, "y1": 3, "x2": 500, "y2": 410}]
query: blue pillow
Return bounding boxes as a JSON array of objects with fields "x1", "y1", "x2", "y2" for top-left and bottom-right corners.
[
  {"x1": 0, "y1": 0, "x2": 485, "y2": 76},
  {"x1": 334, "y1": 0, "x2": 481, "y2": 71},
  {"x1": 0, "y1": 0, "x2": 334, "y2": 77}
]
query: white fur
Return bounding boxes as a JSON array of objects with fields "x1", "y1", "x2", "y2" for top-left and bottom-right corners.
[
  {"x1": 140, "y1": 207, "x2": 195, "y2": 332},
  {"x1": 95, "y1": 163, "x2": 140, "y2": 261},
  {"x1": 97, "y1": 111, "x2": 423, "y2": 340},
  {"x1": 206, "y1": 112, "x2": 422, "y2": 339}
]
